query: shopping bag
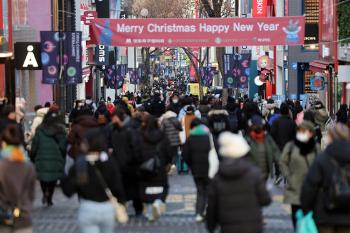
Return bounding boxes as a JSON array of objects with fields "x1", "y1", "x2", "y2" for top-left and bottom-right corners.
[
  {"x1": 208, "y1": 134, "x2": 219, "y2": 179},
  {"x1": 296, "y1": 210, "x2": 318, "y2": 233}
]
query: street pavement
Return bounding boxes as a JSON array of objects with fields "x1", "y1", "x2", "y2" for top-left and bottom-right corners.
[{"x1": 32, "y1": 175, "x2": 293, "y2": 233}]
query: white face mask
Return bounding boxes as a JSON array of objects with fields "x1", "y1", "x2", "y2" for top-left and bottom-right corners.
[
  {"x1": 296, "y1": 132, "x2": 310, "y2": 143},
  {"x1": 173, "y1": 99, "x2": 179, "y2": 104}
]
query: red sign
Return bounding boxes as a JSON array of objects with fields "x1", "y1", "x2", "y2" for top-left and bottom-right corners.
[
  {"x1": 252, "y1": 0, "x2": 268, "y2": 17},
  {"x1": 90, "y1": 16, "x2": 305, "y2": 47},
  {"x1": 81, "y1": 11, "x2": 97, "y2": 25}
]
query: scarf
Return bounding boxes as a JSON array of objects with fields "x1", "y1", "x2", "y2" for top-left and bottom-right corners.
[
  {"x1": 0, "y1": 145, "x2": 28, "y2": 162},
  {"x1": 250, "y1": 131, "x2": 266, "y2": 143},
  {"x1": 295, "y1": 138, "x2": 316, "y2": 156}
]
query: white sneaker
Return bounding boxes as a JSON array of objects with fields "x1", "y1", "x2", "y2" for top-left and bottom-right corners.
[
  {"x1": 195, "y1": 214, "x2": 204, "y2": 222},
  {"x1": 152, "y1": 200, "x2": 166, "y2": 221}
]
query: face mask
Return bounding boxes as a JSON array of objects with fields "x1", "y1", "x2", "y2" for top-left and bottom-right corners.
[
  {"x1": 296, "y1": 132, "x2": 310, "y2": 143},
  {"x1": 86, "y1": 99, "x2": 92, "y2": 105},
  {"x1": 173, "y1": 99, "x2": 179, "y2": 104}
]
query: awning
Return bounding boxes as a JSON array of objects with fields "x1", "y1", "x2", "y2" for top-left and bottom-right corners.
[{"x1": 309, "y1": 59, "x2": 333, "y2": 73}]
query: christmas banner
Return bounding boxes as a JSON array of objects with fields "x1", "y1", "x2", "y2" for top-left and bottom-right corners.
[
  {"x1": 64, "y1": 32, "x2": 82, "y2": 84},
  {"x1": 90, "y1": 16, "x2": 305, "y2": 47},
  {"x1": 40, "y1": 31, "x2": 60, "y2": 84}
]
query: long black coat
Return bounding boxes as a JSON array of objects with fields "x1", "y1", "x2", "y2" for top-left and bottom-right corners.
[
  {"x1": 270, "y1": 115, "x2": 296, "y2": 151},
  {"x1": 206, "y1": 158, "x2": 271, "y2": 233},
  {"x1": 182, "y1": 131, "x2": 211, "y2": 178},
  {"x1": 111, "y1": 122, "x2": 141, "y2": 200},
  {"x1": 136, "y1": 129, "x2": 172, "y2": 203},
  {"x1": 301, "y1": 140, "x2": 350, "y2": 226}
]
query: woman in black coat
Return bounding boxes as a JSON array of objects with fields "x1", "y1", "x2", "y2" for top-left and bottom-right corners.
[{"x1": 137, "y1": 115, "x2": 172, "y2": 221}]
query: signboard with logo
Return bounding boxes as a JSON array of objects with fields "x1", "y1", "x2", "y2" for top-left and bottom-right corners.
[
  {"x1": 14, "y1": 42, "x2": 42, "y2": 70},
  {"x1": 310, "y1": 74, "x2": 325, "y2": 91},
  {"x1": 252, "y1": 0, "x2": 267, "y2": 17},
  {"x1": 90, "y1": 16, "x2": 305, "y2": 47},
  {"x1": 94, "y1": 45, "x2": 109, "y2": 65},
  {"x1": 40, "y1": 31, "x2": 82, "y2": 85},
  {"x1": 40, "y1": 31, "x2": 60, "y2": 84},
  {"x1": 64, "y1": 31, "x2": 82, "y2": 85}
]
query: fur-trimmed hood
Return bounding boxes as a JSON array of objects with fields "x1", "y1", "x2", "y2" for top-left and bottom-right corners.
[{"x1": 208, "y1": 109, "x2": 229, "y2": 117}]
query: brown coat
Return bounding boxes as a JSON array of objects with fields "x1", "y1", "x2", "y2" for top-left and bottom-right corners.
[{"x1": 0, "y1": 160, "x2": 36, "y2": 229}]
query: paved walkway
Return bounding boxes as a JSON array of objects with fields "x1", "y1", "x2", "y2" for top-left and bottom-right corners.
[{"x1": 32, "y1": 175, "x2": 293, "y2": 233}]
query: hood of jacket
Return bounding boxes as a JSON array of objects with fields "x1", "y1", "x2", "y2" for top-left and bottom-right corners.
[
  {"x1": 326, "y1": 140, "x2": 350, "y2": 164},
  {"x1": 36, "y1": 107, "x2": 49, "y2": 117},
  {"x1": 208, "y1": 109, "x2": 229, "y2": 117},
  {"x1": 143, "y1": 129, "x2": 164, "y2": 144},
  {"x1": 162, "y1": 110, "x2": 177, "y2": 119},
  {"x1": 218, "y1": 157, "x2": 251, "y2": 179},
  {"x1": 198, "y1": 105, "x2": 210, "y2": 114},
  {"x1": 190, "y1": 124, "x2": 210, "y2": 136}
]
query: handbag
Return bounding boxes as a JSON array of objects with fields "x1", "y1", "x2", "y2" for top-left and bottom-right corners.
[
  {"x1": 139, "y1": 144, "x2": 162, "y2": 175},
  {"x1": 296, "y1": 210, "x2": 318, "y2": 233},
  {"x1": 91, "y1": 163, "x2": 129, "y2": 224},
  {"x1": 208, "y1": 133, "x2": 219, "y2": 179}
]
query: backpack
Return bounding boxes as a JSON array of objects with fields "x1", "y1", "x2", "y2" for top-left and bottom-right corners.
[
  {"x1": 228, "y1": 109, "x2": 239, "y2": 132},
  {"x1": 325, "y1": 158, "x2": 350, "y2": 211}
]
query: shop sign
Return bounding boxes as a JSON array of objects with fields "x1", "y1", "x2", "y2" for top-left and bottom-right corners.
[
  {"x1": 252, "y1": 0, "x2": 267, "y2": 17},
  {"x1": 14, "y1": 42, "x2": 42, "y2": 70}
]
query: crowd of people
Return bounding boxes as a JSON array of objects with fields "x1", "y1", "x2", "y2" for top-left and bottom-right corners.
[{"x1": 0, "y1": 92, "x2": 350, "y2": 233}]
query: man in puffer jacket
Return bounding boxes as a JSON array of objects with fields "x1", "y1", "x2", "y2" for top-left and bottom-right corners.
[{"x1": 206, "y1": 132, "x2": 271, "y2": 233}]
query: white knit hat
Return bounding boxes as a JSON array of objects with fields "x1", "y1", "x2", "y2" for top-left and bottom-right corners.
[{"x1": 219, "y1": 132, "x2": 250, "y2": 159}]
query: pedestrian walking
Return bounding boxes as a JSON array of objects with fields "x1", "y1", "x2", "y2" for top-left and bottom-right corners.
[
  {"x1": 30, "y1": 110, "x2": 67, "y2": 206},
  {"x1": 245, "y1": 115, "x2": 280, "y2": 180},
  {"x1": 309, "y1": 101, "x2": 329, "y2": 131},
  {"x1": 279, "y1": 120, "x2": 321, "y2": 229},
  {"x1": 0, "y1": 125, "x2": 36, "y2": 233},
  {"x1": 110, "y1": 109, "x2": 143, "y2": 216},
  {"x1": 61, "y1": 128, "x2": 126, "y2": 233},
  {"x1": 182, "y1": 119, "x2": 211, "y2": 222},
  {"x1": 206, "y1": 132, "x2": 271, "y2": 233},
  {"x1": 336, "y1": 104, "x2": 348, "y2": 125},
  {"x1": 271, "y1": 102, "x2": 297, "y2": 152},
  {"x1": 301, "y1": 123, "x2": 350, "y2": 233},
  {"x1": 137, "y1": 116, "x2": 172, "y2": 221},
  {"x1": 160, "y1": 110, "x2": 182, "y2": 162}
]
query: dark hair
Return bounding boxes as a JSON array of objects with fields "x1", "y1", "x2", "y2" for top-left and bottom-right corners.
[
  {"x1": 112, "y1": 108, "x2": 126, "y2": 121},
  {"x1": 85, "y1": 128, "x2": 107, "y2": 152},
  {"x1": 190, "y1": 118, "x2": 202, "y2": 129},
  {"x1": 44, "y1": 102, "x2": 51, "y2": 108},
  {"x1": 1, "y1": 105, "x2": 15, "y2": 117},
  {"x1": 280, "y1": 103, "x2": 290, "y2": 115},
  {"x1": 1, "y1": 125, "x2": 22, "y2": 146},
  {"x1": 143, "y1": 115, "x2": 159, "y2": 131},
  {"x1": 34, "y1": 105, "x2": 43, "y2": 112},
  {"x1": 42, "y1": 111, "x2": 60, "y2": 126}
]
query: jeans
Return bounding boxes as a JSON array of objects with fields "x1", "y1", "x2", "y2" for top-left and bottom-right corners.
[
  {"x1": 318, "y1": 226, "x2": 350, "y2": 233},
  {"x1": 194, "y1": 177, "x2": 210, "y2": 216},
  {"x1": 78, "y1": 199, "x2": 115, "y2": 233}
]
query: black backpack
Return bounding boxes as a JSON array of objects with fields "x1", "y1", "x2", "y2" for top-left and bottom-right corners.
[{"x1": 325, "y1": 158, "x2": 350, "y2": 211}]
